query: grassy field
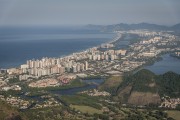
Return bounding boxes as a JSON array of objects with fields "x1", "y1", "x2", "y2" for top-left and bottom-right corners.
[
  {"x1": 98, "y1": 75, "x2": 123, "y2": 91},
  {"x1": 61, "y1": 94, "x2": 102, "y2": 109},
  {"x1": 70, "y1": 105, "x2": 102, "y2": 114},
  {"x1": 106, "y1": 75, "x2": 123, "y2": 86},
  {"x1": 167, "y1": 110, "x2": 180, "y2": 120}
]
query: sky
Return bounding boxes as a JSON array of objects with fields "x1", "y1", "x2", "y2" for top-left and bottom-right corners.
[{"x1": 0, "y1": 0, "x2": 180, "y2": 26}]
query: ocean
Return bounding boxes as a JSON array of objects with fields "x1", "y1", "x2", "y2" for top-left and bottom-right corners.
[{"x1": 0, "y1": 27, "x2": 115, "y2": 68}]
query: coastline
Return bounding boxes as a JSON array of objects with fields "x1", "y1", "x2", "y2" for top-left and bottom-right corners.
[
  {"x1": 1, "y1": 29, "x2": 180, "y2": 115},
  {"x1": 0, "y1": 32, "x2": 119, "y2": 69},
  {"x1": 58, "y1": 31, "x2": 122, "y2": 60},
  {"x1": 59, "y1": 32, "x2": 121, "y2": 61}
]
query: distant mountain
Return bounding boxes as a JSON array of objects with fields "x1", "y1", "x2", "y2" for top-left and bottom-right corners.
[
  {"x1": 85, "y1": 23, "x2": 180, "y2": 32},
  {"x1": 102, "y1": 23, "x2": 169, "y2": 31},
  {"x1": 171, "y1": 23, "x2": 180, "y2": 32},
  {"x1": 116, "y1": 69, "x2": 180, "y2": 106},
  {"x1": 172, "y1": 23, "x2": 180, "y2": 29}
]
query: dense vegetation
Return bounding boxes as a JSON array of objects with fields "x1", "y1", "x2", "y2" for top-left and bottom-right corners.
[
  {"x1": 130, "y1": 69, "x2": 158, "y2": 93},
  {"x1": 116, "y1": 69, "x2": 180, "y2": 105},
  {"x1": 157, "y1": 71, "x2": 180, "y2": 97},
  {"x1": 0, "y1": 100, "x2": 24, "y2": 120},
  {"x1": 1, "y1": 69, "x2": 180, "y2": 119},
  {"x1": 98, "y1": 75, "x2": 123, "y2": 94},
  {"x1": 61, "y1": 94, "x2": 103, "y2": 110}
]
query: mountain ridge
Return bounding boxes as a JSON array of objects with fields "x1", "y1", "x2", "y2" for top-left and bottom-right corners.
[
  {"x1": 85, "y1": 22, "x2": 180, "y2": 32},
  {"x1": 116, "y1": 69, "x2": 180, "y2": 105}
]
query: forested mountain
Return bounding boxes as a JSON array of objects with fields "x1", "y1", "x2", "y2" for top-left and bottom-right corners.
[{"x1": 116, "y1": 69, "x2": 180, "y2": 105}]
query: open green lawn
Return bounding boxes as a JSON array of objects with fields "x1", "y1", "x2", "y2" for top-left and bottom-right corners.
[
  {"x1": 167, "y1": 110, "x2": 180, "y2": 120},
  {"x1": 70, "y1": 105, "x2": 102, "y2": 114},
  {"x1": 61, "y1": 95, "x2": 102, "y2": 109},
  {"x1": 98, "y1": 75, "x2": 123, "y2": 91}
]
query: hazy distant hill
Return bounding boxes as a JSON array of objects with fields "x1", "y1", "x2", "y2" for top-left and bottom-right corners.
[
  {"x1": 85, "y1": 23, "x2": 180, "y2": 32},
  {"x1": 102, "y1": 23, "x2": 168, "y2": 31},
  {"x1": 171, "y1": 23, "x2": 180, "y2": 35},
  {"x1": 116, "y1": 69, "x2": 180, "y2": 105},
  {"x1": 172, "y1": 23, "x2": 180, "y2": 30}
]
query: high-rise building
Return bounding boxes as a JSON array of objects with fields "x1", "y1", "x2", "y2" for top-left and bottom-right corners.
[
  {"x1": 73, "y1": 65, "x2": 77, "y2": 73},
  {"x1": 85, "y1": 61, "x2": 88, "y2": 70},
  {"x1": 105, "y1": 55, "x2": 109, "y2": 61},
  {"x1": 76, "y1": 64, "x2": 81, "y2": 72},
  {"x1": 111, "y1": 55, "x2": 115, "y2": 61},
  {"x1": 80, "y1": 64, "x2": 85, "y2": 71}
]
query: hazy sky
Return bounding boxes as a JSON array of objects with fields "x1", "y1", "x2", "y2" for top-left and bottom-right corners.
[{"x1": 0, "y1": 0, "x2": 179, "y2": 26}]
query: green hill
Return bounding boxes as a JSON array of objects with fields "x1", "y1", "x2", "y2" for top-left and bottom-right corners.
[
  {"x1": 157, "y1": 71, "x2": 180, "y2": 97},
  {"x1": 116, "y1": 69, "x2": 180, "y2": 105},
  {"x1": 131, "y1": 69, "x2": 158, "y2": 93},
  {"x1": 0, "y1": 100, "x2": 24, "y2": 120},
  {"x1": 98, "y1": 75, "x2": 123, "y2": 94}
]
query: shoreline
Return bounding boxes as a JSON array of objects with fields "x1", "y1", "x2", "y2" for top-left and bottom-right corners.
[
  {"x1": 0, "y1": 32, "x2": 120, "y2": 69},
  {"x1": 60, "y1": 32, "x2": 121, "y2": 59},
  {"x1": 132, "y1": 53, "x2": 180, "y2": 75}
]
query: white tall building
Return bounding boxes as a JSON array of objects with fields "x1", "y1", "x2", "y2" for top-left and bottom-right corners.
[{"x1": 85, "y1": 61, "x2": 88, "y2": 70}]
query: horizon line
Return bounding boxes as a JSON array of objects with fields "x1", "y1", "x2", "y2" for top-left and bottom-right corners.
[{"x1": 0, "y1": 22, "x2": 179, "y2": 28}]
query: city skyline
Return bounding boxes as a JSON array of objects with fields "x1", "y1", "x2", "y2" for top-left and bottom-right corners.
[{"x1": 0, "y1": 0, "x2": 180, "y2": 26}]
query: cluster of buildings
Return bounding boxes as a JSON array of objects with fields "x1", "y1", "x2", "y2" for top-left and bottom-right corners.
[
  {"x1": 20, "y1": 58, "x2": 88, "y2": 77},
  {"x1": 160, "y1": 97, "x2": 180, "y2": 109},
  {"x1": 111, "y1": 31, "x2": 178, "y2": 73},
  {"x1": 0, "y1": 95, "x2": 30, "y2": 109},
  {"x1": 100, "y1": 43, "x2": 114, "y2": 48},
  {"x1": 28, "y1": 74, "x2": 77, "y2": 88},
  {"x1": 28, "y1": 78, "x2": 59, "y2": 88},
  {"x1": 33, "y1": 97, "x2": 61, "y2": 109},
  {"x1": 172, "y1": 51, "x2": 180, "y2": 58},
  {"x1": 57, "y1": 74, "x2": 76, "y2": 84},
  {"x1": 1, "y1": 32, "x2": 124, "y2": 78},
  {"x1": 0, "y1": 29, "x2": 179, "y2": 112},
  {"x1": 18, "y1": 44, "x2": 127, "y2": 78},
  {"x1": 88, "y1": 49, "x2": 126, "y2": 61},
  {"x1": 80, "y1": 89, "x2": 110, "y2": 96},
  {"x1": 0, "y1": 30, "x2": 179, "y2": 87},
  {"x1": 1, "y1": 85, "x2": 21, "y2": 91},
  {"x1": 1, "y1": 30, "x2": 178, "y2": 81},
  {"x1": 19, "y1": 74, "x2": 37, "y2": 81},
  {"x1": 0, "y1": 94, "x2": 61, "y2": 110},
  {"x1": 119, "y1": 30, "x2": 159, "y2": 37}
]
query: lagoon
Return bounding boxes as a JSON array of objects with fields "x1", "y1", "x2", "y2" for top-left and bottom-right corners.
[
  {"x1": 51, "y1": 79, "x2": 104, "y2": 95},
  {"x1": 143, "y1": 54, "x2": 180, "y2": 74}
]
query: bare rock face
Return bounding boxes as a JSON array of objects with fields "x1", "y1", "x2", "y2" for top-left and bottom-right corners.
[
  {"x1": 128, "y1": 92, "x2": 161, "y2": 106},
  {"x1": 117, "y1": 84, "x2": 132, "y2": 102}
]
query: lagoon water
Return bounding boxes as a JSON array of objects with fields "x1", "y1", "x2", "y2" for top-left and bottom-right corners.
[
  {"x1": 143, "y1": 54, "x2": 180, "y2": 74},
  {"x1": 0, "y1": 27, "x2": 114, "y2": 68},
  {"x1": 51, "y1": 79, "x2": 104, "y2": 95}
]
